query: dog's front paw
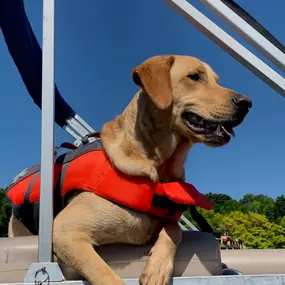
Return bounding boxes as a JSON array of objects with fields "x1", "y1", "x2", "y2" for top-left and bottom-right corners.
[{"x1": 139, "y1": 250, "x2": 174, "y2": 285}]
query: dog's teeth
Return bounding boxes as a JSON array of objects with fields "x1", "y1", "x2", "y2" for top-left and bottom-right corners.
[
  {"x1": 221, "y1": 125, "x2": 233, "y2": 137},
  {"x1": 231, "y1": 129, "x2": 236, "y2": 137}
]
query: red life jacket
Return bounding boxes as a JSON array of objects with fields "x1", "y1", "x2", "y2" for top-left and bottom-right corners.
[{"x1": 7, "y1": 140, "x2": 213, "y2": 233}]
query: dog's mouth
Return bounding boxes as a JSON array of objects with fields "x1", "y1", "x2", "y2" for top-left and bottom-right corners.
[{"x1": 182, "y1": 112, "x2": 240, "y2": 144}]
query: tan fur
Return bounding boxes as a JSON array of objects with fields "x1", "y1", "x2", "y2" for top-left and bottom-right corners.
[{"x1": 9, "y1": 55, "x2": 251, "y2": 285}]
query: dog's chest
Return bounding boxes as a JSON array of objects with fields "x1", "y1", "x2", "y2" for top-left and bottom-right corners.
[
  {"x1": 122, "y1": 209, "x2": 162, "y2": 245},
  {"x1": 76, "y1": 193, "x2": 162, "y2": 246},
  {"x1": 98, "y1": 207, "x2": 162, "y2": 246}
]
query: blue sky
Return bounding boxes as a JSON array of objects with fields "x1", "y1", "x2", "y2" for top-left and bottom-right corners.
[{"x1": 0, "y1": 0, "x2": 284, "y2": 200}]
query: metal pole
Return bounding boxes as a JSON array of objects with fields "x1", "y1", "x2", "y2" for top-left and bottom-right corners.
[
  {"x1": 198, "y1": 0, "x2": 285, "y2": 73},
  {"x1": 164, "y1": 0, "x2": 285, "y2": 98},
  {"x1": 38, "y1": 0, "x2": 55, "y2": 263}
]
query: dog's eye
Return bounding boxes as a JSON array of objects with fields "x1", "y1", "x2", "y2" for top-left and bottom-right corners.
[{"x1": 187, "y1": 73, "x2": 200, "y2": 81}]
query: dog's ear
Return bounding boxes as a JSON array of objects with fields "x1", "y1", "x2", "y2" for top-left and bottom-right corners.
[{"x1": 131, "y1": 55, "x2": 175, "y2": 110}]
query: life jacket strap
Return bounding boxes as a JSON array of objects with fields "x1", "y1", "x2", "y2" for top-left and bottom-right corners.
[
  {"x1": 189, "y1": 206, "x2": 214, "y2": 234},
  {"x1": 151, "y1": 194, "x2": 187, "y2": 217},
  {"x1": 80, "y1": 132, "x2": 101, "y2": 145},
  {"x1": 54, "y1": 142, "x2": 78, "y2": 157}
]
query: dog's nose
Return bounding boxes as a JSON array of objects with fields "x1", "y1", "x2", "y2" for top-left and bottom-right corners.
[{"x1": 232, "y1": 93, "x2": 252, "y2": 109}]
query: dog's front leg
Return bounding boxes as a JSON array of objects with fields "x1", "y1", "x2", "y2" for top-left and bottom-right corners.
[
  {"x1": 139, "y1": 221, "x2": 182, "y2": 285},
  {"x1": 53, "y1": 194, "x2": 125, "y2": 285}
]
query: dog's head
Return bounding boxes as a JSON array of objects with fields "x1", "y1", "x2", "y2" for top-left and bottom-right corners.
[{"x1": 132, "y1": 55, "x2": 251, "y2": 147}]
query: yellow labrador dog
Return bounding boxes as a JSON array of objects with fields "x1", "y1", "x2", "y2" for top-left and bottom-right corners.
[{"x1": 8, "y1": 55, "x2": 251, "y2": 285}]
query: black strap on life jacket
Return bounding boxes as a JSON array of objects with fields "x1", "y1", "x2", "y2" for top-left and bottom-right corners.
[
  {"x1": 53, "y1": 142, "x2": 78, "y2": 157},
  {"x1": 149, "y1": 184, "x2": 214, "y2": 232},
  {"x1": 189, "y1": 206, "x2": 214, "y2": 234},
  {"x1": 151, "y1": 193, "x2": 188, "y2": 217}
]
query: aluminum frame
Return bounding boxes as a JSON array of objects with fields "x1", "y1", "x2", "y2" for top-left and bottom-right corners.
[
  {"x1": 11, "y1": 274, "x2": 285, "y2": 285},
  {"x1": 38, "y1": 0, "x2": 56, "y2": 263},
  {"x1": 164, "y1": 0, "x2": 285, "y2": 98},
  {"x1": 198, "y1": 0, "x2": 285, "y2": 73},
  {"x1": 63, "y1": 115, "x2": 95, "y2": 143},
  {"x1": 128, "y1": 274, "x2": 285, "y2": 285},
  {"x1": 24, "y1": 1, "x2": 66, "y2": 282}
]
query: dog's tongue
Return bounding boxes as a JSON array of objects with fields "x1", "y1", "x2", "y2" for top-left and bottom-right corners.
[{"x1": 160, "y1": 182, "x2": 213, "y2": 210}]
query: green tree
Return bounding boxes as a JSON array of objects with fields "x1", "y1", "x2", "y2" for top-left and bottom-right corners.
[
  {"x1": 279, "y1": 216, "x2": 285, "y2": 228},
  {"x1": 0, "y1": 188, "x2": 11, "y2": 237},
  {"x1": 187, "y1": 203, "x2": 285, "y2": 249},
  {"x1": 205, "y1": 193, "x2": 232, "y2": 213},
  {"x1": 242, "y1": 212, "x2": 276, "y2": 249},
  {"x1": 239, "y1": 194, "x2": 275, "y2": 221},
  {"x1": 274, "y1": 195, "x2": 285, "y2": 221},
  {"x1": 219, "y1": 199, "x2": 241, "y2": 214},
  {"x1": 210, "y1": 211, "x2": 285, "y2": 249},
  {"x1": 239, "y1": 193, "x2": 255, "y2": 206}
]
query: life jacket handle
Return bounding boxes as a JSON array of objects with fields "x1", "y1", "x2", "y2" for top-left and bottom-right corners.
[
  {"x1": 54, "y1": 132, "x2": 101, "y2": 156},
  {"x1": 87, "y1": 132, "x2": 101, "y2": 138},
  {"x1": 54, "y1": 142, "x2": 78, "y2": 157},
  {"x1": 80, "y1": 132, "x2": 101, "y2": 145}
]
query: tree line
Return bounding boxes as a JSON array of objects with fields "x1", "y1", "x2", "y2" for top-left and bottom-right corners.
[
  {"x1": 1, "y1": 188, "x2": 285, "y2": 248},
  {"x1": 184, "y1": 193, "x2": 285, "y2": 249}
]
